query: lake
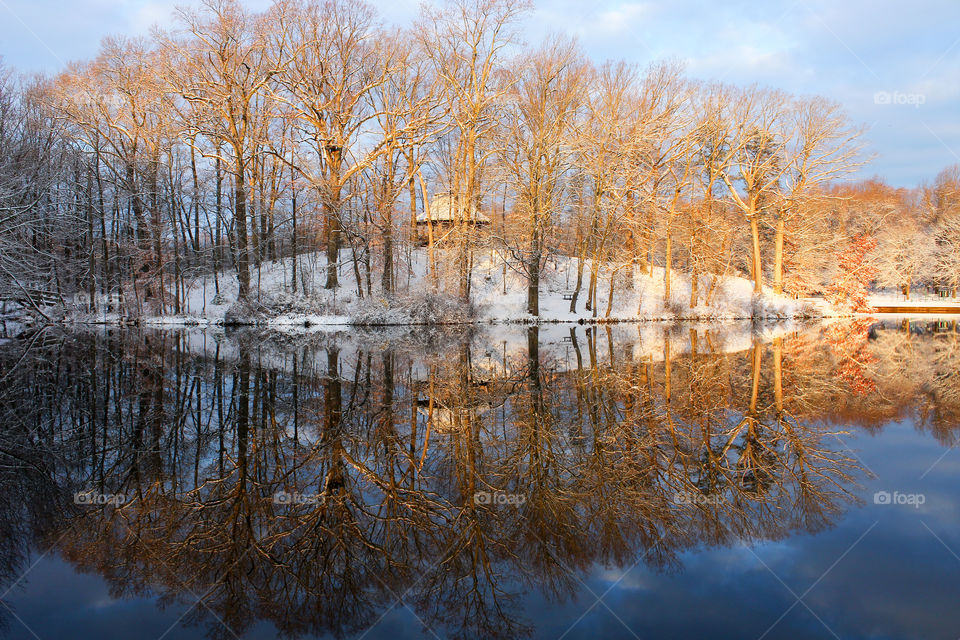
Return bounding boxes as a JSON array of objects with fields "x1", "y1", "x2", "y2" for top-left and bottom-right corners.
[{"x1": 0, "y1": 319, "x2": 958, "y2": 639}]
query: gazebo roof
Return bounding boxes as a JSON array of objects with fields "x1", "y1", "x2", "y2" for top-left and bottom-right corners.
[{"x1": 415, "y1": 192, "x2": 490, "y2": 224}]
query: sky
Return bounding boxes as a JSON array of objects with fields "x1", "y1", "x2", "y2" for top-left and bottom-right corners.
[{"x1": 1, "y1": 0, "x2": 958, "y2": 187}]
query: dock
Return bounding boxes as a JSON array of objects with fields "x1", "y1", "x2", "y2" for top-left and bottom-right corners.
[{"x1": 872, "y1": 306, "x2": 960, "y2": 314}]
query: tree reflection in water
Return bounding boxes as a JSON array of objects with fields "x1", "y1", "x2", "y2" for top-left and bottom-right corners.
[{"x1": 0, "y1": 319, "x2": 957, "y2": 639}]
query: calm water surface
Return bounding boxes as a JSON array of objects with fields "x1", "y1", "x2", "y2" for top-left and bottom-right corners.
[{"x1": 0, "y1": 319, "x2": 958, "y2": 639}]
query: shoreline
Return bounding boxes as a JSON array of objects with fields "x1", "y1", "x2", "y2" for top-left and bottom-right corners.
[
  {"x1": 9, "y1": 296, "x2": 960, "y2": 335},
  {"x1": 25, "y1": 310, "x2": 845, "y2": 330}
]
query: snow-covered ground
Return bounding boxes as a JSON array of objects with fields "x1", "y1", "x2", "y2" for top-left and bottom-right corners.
[
  {"x1": 68, "y1": 249, "x2": 835, "y2": 328},
  {"x1": 468, "y1": 252, "x2": 828, "y2": 323}
]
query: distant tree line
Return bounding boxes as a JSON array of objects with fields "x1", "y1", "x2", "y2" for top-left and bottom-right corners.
[{"x1": 0, "y1": 0, "x2": 954, "y2": 317}]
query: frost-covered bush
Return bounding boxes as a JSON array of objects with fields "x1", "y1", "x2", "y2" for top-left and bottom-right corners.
[
  {"x1": 709, "y1": 283, "x2": 734, "y2": 313},
  {"x1": 224, "y1": 296, "x2": 297, "y2": 324},
  {"x1": 351, "y1": 290, "x2": 475, "y2": 325},
  {"x1": 351, "y1": 298, "x2": 413, "y2": 325},
  {"x1": 405, "y1": 290, "x2": 474, "y2": 324},
  {"x1": 751, "y1": 294, "x2": 790, "y2": 319},
  {"x1": 663, "y1": 294, "x2": 689, "y2": 317},
  {"x1": 260, "y1": 291, "x2": 334, "y2": 316},
  {"x1": 224, "y1": 298, "x2": 265, "y2": 325},
  {"x1": 794, "y1": 299, "x2": 825, "y2": 319}
]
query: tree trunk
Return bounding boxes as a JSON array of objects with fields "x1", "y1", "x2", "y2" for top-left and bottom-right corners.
[
  {"x1": 95, "y1": 149, "x2": 109, "y2": 301},
  {"x1": 409, "y1": 172, "x2": 417, "y2": 231},
  {"x1": 460, "y1": 132, "x2": 478, "y2": 303},
  {"x1": 86, "y1": 171, "x2": 96, "y2": 312},
  {"x1": 416, "y1": 172, "x2": 436, "y2": 286},
  {"x1": 234, "y1": 163, "x2": 251, "y2": 300},
  {"x1": 324, "y1": 189, "x2": 341, "y2": 290},
  {"x1": 664, "y1": 231, "x2": 672, "y2": 304},
  {"x1": 527, "y1": 266, "x2": 540, "y2": 316},
  {"x1": 773, "y1": 336, "x2": 783, "y2": 415},
  {"x1": 190, "y1": 143, "x2": 201, "y2": 254},
  {"x1": 773, "y1": 217, "x2": 785, "y2": 294},
  {"x1": 214, "y1": 155, "x2": 222, "y2": 296},
  {"x1": 570, "y1": 223, "x2": 585, "y2": 313},
  {"x1": 750, "y1": 340, "x2": 761, "y2": 414},
  {"x1": 527, "y1": 208, "x2": 541, "y2": 316},
  {"x1": 750, "y1": 216, "x2": 763, "y2": 293},
  {"x1": 587, "y1": 261, "x2": 597, "y2": 314},
  {"x1": 664, "y1": 338, "x2": 671, "y2": 404},
  {"x1": 382, "y1": 205, "x2": 394, "y2": 294},
  {"x1": 605, "y1": 270, "x2": 615, "y2": 318},
  {"x1": 324, "y1": 145, "x2": 345, "y2": 291},
  {"x1": 291, "y1": 163, "x2": 298, "y2": 295}
]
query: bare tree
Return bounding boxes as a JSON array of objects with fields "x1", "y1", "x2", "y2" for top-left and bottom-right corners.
[
  {"x1": 570, "y1": 60, "x2": 640, "y2": 315},
  {"x1": 495, "y1": 36, "x2": 587, "y2": 315},
  {"x1": 774, "y1": 96, "x2": 864, "y2": 294},
  {"x1": 718, "y1": 87, "x2": 793, "y2": 293},
  {"x1": 163, "y1": 0, "x2": 275, "y2": 301},
  {"x1": 875, "y1": 217, "x2": 934, "y2": 299},
  {"x1": 632, "y1": 61, "x2": 693, "y2": 305},
  {"x1": 418, "y1": 0, "x2": 531, "y2": 303}
]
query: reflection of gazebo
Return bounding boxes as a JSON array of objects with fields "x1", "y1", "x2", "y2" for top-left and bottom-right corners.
[
  {"x1": 416, "y1": 403, "x2": 492, "y2": 433},
  {"x1": 415, "y1": 192, "x2": 490, "y2": 244}
]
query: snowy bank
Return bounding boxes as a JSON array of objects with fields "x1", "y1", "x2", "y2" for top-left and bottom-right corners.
[{"x1": 62, "y1": 249, "x2": 836, "y2": 328}]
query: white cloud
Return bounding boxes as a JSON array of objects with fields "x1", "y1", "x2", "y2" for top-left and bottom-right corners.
[{"x1": 590, "y1": 2, "x2": 652, "y2": 37}]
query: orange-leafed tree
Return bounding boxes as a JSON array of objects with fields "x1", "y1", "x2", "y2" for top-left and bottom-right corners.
[{"x1": 826, "y1": 234, "x2": 877, "y2": 312}]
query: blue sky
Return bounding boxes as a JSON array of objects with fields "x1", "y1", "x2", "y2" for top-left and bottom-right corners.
[{"x1": 1, "y1": 0, "x2": 958, "y2": 187}]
